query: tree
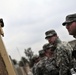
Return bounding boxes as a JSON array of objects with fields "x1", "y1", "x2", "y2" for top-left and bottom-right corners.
[
  {"x1": 24, "y1": 48, "x2": 34, "y2": 67},
  {"x1": 24, "y1": 47, "x2": 33, "y2": 60},
  {"x1": 12, "y1": 59, "x2": 17, "y2": 65}
]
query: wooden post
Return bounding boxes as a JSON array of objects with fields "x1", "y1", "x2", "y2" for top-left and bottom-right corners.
[{"x1": 0, "y1": 19, "x2": 17, "y2": 75}]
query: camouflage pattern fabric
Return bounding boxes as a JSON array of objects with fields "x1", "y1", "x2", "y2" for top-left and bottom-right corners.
[
  {"x1": 32, "y1": 56, "x2": 47, "y2": 75},
  {"x1": 32, "y1": 63, "x2": 38, "y2": 75},
  {"x1": 36, "y1": 55, "x2": 59, "y2": 75},
  {"x1": 55, "y1": 40, "x2": 73, "y2": 75},
  {"x1": 36, "y1": 56, "x2": 48, "y2": 75},
  {"x1": 42, "y1": 56, "x2": 59, "y2": 75}
]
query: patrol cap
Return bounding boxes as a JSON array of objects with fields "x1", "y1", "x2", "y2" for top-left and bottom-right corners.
[
  {"x1": 45, "y1": 29, "x2": 57, "y2": 39},
  {"x1": 0, "y1": 18, "x2": 4, "y2": 27},
  {"x1": 32, "y1": 55, "x2": 39, "y2": 60},
  {"x1": 38, "y1": 49, "x2": 44, "y2": 55},
  {"x1": 43, "y1": 43, "x2": 54, "y2": 51},
  {"x1": 62, "y1": 13, "x2": 76, "y2": 26},
  {"x1": 39, "y1": 49, "x2": 45, "y2": 57}
]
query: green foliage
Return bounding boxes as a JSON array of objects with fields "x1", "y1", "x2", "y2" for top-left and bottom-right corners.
[{"x1": 12, "y1": 59, "x2": 17, "y2": 65}]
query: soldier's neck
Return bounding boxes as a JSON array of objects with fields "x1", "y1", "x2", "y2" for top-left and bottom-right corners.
[{"x1": 54, "y1": 38, "x2": 61, "y2": 46}]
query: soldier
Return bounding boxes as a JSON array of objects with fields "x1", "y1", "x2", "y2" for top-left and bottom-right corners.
[
  {"x1": 32, "y1": 50, "x2": 45, "y2": 75},
  {"x1": 36, "y1": 49, "x2": 47, "y2": 75},
  {"x1": 35, "y1": 43, "x2": 58, "y2": 75},
  {"x1": 42, "y1": 43, "x2": 59, "y2": 75},
  {"x1": 43, "y1": 43, "x2": 55, "y2": 58},
  {"x1": 62, "y1": 13, "x2": 76, "y2": 49},
  {"x1": 45, "y1": 29, "x2": 73, "y2": 75},
  {"x1": 62, "y1": 13, "x2": 76, "y2": 74},
  {"x1": 32, "y1": 55, "x2": 40, "y2": 75}
]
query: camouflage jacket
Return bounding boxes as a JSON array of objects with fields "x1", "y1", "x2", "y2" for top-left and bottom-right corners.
[
  {"x1": 32, "y1": 57, "x2": 47, "y2": 75},
  {"x1": 32, "y1": 62, "x2": 39, "y2": 75},
  {"x1": 42, "y1": 56, "x2": 59, "y2": 75},
  {"x1": 36, "y1": 56, "x2": 48, "y2": 75},
  {"x1": 36, "y1": 56, "x2": 59, "y2": 75},
  {"x1": 55, "y1": 39, "x2": 73, "y2": 75}
]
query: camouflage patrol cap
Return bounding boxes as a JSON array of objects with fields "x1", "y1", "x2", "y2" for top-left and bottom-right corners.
[
  {"x1": 38, "y1": 49, "x2": 45, "y2": 55},
  {"x1": 38, "y1": 49, "x2": 45, "y2": 57},
  {"x1": 0, "y1": 18, "x2": 4, "y2": 27},
  {"x1": 43, "y1": 43, "x2": 54, "y2": 51},
  {"x1": 45, "y1": 29, "x2": 57, "y2": 39},
  {"x1": 62, "y1": 13, "x2": 76, "y2": 26},
  {"x1": 32, "y1": 55, "x2": 39, "y2": 60}
]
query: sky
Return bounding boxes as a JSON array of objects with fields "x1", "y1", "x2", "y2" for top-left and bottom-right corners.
[{"x1": 0, "y1": 0, "x2": 76, "y2": 61}]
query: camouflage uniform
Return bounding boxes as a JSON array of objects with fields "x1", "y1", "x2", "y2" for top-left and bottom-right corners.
[
  {"x1": 32, "y1": 63, "x2": 39, "y2": 75},
  {"x1": 32, "y1": 57, "x2": 47, "y2": 75},
  {"x1": 36, "y1": 56, "x2": 48, "y2": 75},
  {"x1": 32, "y1": 55, "x2": 40, "y2": 75},
  {"x1": 70, "y1": 42, "x2": 76, "y2": 74},
  {"x1": 37, "y1": 55, "x2": 59, "y2": 75},
  {"x1": 42, "y1": 56, "x2": 59, "y2": 75},
  {"x1": 54, "y1": 39, "x2": 73, "y2": 75}
]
